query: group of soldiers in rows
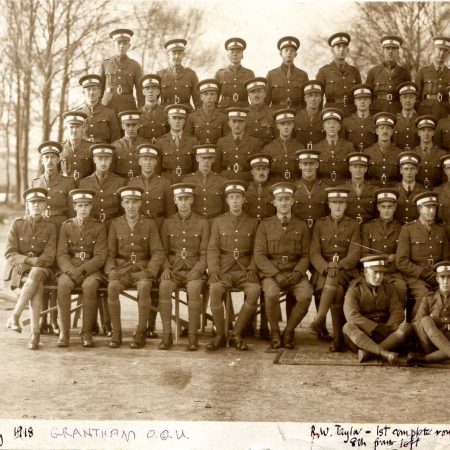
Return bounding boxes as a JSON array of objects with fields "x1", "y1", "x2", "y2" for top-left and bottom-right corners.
[{"x1": 4, "y1": 29, "x2": 450, "y2": 366}]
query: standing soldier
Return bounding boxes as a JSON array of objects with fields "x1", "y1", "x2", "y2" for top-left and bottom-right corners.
[
  {"x1": 215, "y1": 38, "x2": 255, "y2": 109},
  {"x1": 365, "y1": 36, "x2": 411, "y2": 115},
  {"x1": 264, "y1": 108, "x2": 304, "y2": 181},
  {"x1": 98, "y1": 29, "x2": 143, "y2": 114},
  {"x1": 158, "y1": 38, "x2": 201, "y2": 110},
  {"x1": 365, "y1": 112, "x2": 402, "y2": 186},
  {"x1": 244, "y1": 77, "x2": 274, "y2": 145},
  {"x1": 316, "y1": 32, "x2": 362, "y2": 118},
  {"x1": 185, "y1": 79, "x2": 228, "y2": 145},
  {"x1": 394, "y1": 152, "x2": 426, "y2": 224},
  {"x1": 396, "y1": 191, "x2": 449, "y2": 317},
  {"x1": 60, "y1": 111, "x2": 93, "y2": 184},
  {"x1": 79, "y1": 144, "x2": 127, "y2": 228},
  {"x1": 309, "y1": 187, "x2": 361, "y2": 351},
  {"x1": 217, "y1": 107, "x2": 262, "y2": 181},
  {"x1": 112, "y1": 110, "x2": 149, "y2": 180},
  {"x1": 340, "y1": 84, "x2": 377, "y2": 151},
  {"x1": 156, "y1": 104, "x2": 198, "y2": 183},
  {"x1": 56, "y1": 189, "x2": 107, "y2": 348},
  {"x1": 294, "y1": 81, "x2": 325, "y2": 146},
  {"x1": 105, "y1": 186, "x2": 165, "y2": 348},
  {"x1": 254, "y1": 182, "x2": 313, "y2": 349},
  {"x1": 413, "y1": 115, "x2": 446, "y2": 188},
  {"x1": 393, "y1": 82, "x2": 420, "y2": 150},
  {"x1": 182, "y1": 145, "x2": 226, "y2": 222},
  {"x1": 361, "y1": 188, "x2": 407, "y2": 307},
  {"x1": 343, "y1": 255, "x2": 412, "y2": 364},
  {"x1": 435, "y1": 85, "x2": 450, "y2": 151},
  {"x1": 76, "y1": 74, "x2": 121, "y2": 144},
  {"x1": 207, "y1": 180, "x2": 261, "y2": 350},
  {"x1": 314, "y1": 108, "x2": 353, "y2": 184},
  {"x1": 265, "y1": 36, "x2": 308, "y2": 110},
  {"x1": 5, "y1": 188, "x2": 57, "y2": 350},
  {"x1": 138, "y1": 74, "x2": 168, "y2": 142},
  {"x1": 436, "y1": 154, "x2": 450, "y2": 225},
  {"x1": 158, "y1": 183, "x2": 209, "y2": 350}
]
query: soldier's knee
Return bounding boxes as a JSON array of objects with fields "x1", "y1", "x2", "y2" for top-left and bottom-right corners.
[
  {"x1": 209, "y1": 283, "x2": 225, "y2": 298},
  {"x1": 245, "y1": 284, "x2": 261, "y2": 298},
  {"x1": 159, "y1": 280, "x2": 174, "y2": 298},
  {"x1": 186, "y1": 280, "x2": 204, "y2": 297},
  {"x1": 398, "y1": 322, "x2": 413, "y2": 337},
  {"x1": 81, "y1": 277, "x2": 99, "y2": 293},
  {"x1": 108, "y1": 281, "x2": 122, "y2": 297},
  {"x1": 58, "y1": 274, "x2": 75, "y2": 290},
  {"x1": 342, "y1": 322, "x2": 358, "y2": 336},
  {"x1": 27, "y1": 268, "x2": 47, "y2": 284}
]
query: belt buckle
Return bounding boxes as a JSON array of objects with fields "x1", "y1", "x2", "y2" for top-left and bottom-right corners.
[
  {"x1": 131, "y1": 253, "x2": 137, "y2": 264},
  {"x1": 387, "y1": 93, "x2": 393, "y2": 102},
  {"x1": 99, "y1": 213, "x2": 106, "y2": 222},
  {"x1": 181, "y1": 248, "x2": 187, "y2": 260},
  {"x1": 438, "y1": 92, "x2": 443, "y2": 102},
  {"x1": 281, "y1": 255, "x2": 288, "y2": 264},
  {"x1": 307, "y1": 142, "x2": 313, "y2": 150},
  {"x1": 357, "y1": 144, "x2": 363, "y2": 152},
  {"x1": 27, "y1": 252, "x2": 35, "y2": 257},
  {"x1": 175, "y1": 166, "x2": 182, "y2": 176},
  {"x1": 284, "y1": 170, "x2": 291, "y2": 180},
  {"x1": 357, "y1": 215, "x2": 362, "y2": 224},
  {"x1": 333, "y1": 254, "x2": 340, "y2": 263},
  {"x1": 117, "y1": 85, "x2": 123, "y2": 95},
  {"x1": 404, "y1": 145, "x2": 410, "y2": 152},
  {"x1": 233, "y1": 249, "x2": 240, "y2": 259},
  {"x1": 286, "y1": 98, "x2": 292, "y2": 108},
  {"x1": 331, "y1": 171, "x2": 337, "y2": 182},
  {"x1": 428, "y1": 258, "x2": 434, "y2": 267},
  {"x1": 128, "y1": 170, "x2": 134, "y2": 179},
  {"x1": 174, "y1": 95, "x2": 180, "y2": 104},
  {"x1": 232, "y1": 92, "x2": 239, "y2": 103},
  {"x1": 79, "y1": 251, "x2": 86, "y2": 261},
  {"x1": 343, "y1": 95, "x2": 348, "y2": 107},
  {"x1": 381, "y1": 174, "x2": 387, "y2": 184},
  {"x1": 233, "y1": 162, "x2": 240, "y2": 173},
  {"x1": 73, "y1": 170, "x2": 79, "y2": 180},
  {"x1": 307, "y1": 218, "x2": 314, "y2": 228},
  {"x1": 424, "y1": 178, "x2": 430, "y2": 189}
]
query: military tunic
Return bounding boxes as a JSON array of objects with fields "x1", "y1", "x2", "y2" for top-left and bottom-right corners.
[
  {"x1": 393, "y1": 182, "x2": 427, "y2": 224},
  {"x1": 263, "y1": 137, "x2": 304, "y2": 181},
  {"x1": 340, "y1": 114, "x2": 377, "y2": 151},
  {"x1": 265, "y1": 64, "x2": 309, "y2": 109},
  {"x1": 365, "y1": 143, "x2": 402, "y2": 186},
  {"x1": 112, "y1": 136, "x2": 151, "y2": 179},
  {"x1": 436, "y1": 182, "x2": 450, "y2": 224},
  {"x1": 292, "y1": 179, "x2": 329, "y2": 228},
  {"x1": 60, "y1": 139, "x2": 94, "y2": 183},
  {"x1": 244, "y1": 181, "x2": 275, "y2": 221},
  {"x1": 185, "y1": 108, "x2": 229, "y2": 144},
  {"x1": 182, "y1": 171, "x2": 226, "y2": 220},
  {"x1": 365, "y1": 63, "x2": 411, "y2": 114},
  {"x1": 393, "y1": 112, "x2": 419, "y2": 150},
  {"x1": 215, "y1": 65, "x2": 255, "y2": 109},
  {"x1": 75, "y1": 102, "x2": 121, "y2": 144},
  {"x1": 157, "y1": 66, "x2": 201, "y2": 110},
  {"x1": 245, "y1": 105, "x2": 274, "y2": 145},
  {"x1": 412, "y1": 146, "x2": 447, "y2": 188},
  {"x1": 337, "y1": 180, "x2": 377, "y2": 224},
  {"x1": 435, "y1": 115, "x2": 450, "y2": 150},
  {"x1": 313, "y1": 138, "x2": 354, "y2": 183},
  {"x1": 98, "y1": 55, "x2": 144, "y2": 114},
  {"x1": 138, "y1": 104, "x2": 168, "y2": 142},
  {"x1": 4, "y1": 216, "x2": 56, "y2": 289},
  {"x1": 294, "y1": 109, "x2": 324, "y2": 145}
]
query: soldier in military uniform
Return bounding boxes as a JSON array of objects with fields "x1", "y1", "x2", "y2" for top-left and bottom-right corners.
[
  {"x1": 156, "y1": 104, "x2": 198, "y2": 183},
  {"x1": 254, "y1": 182, "x2": 313, "y2": 349},
  {"x1": 127, "y1": 144, "x2": 175, "y2": 229},
  {"x1": 394, "y1": 152, "x2": 426, "y2": 224},
  {"x1": 138, "y1": 74, "x2": 168, "y2": 142},
  {"x1": 416, "y1": 36, "x2": 450, "y2": 120},
  {"x1": 182, "y1": 145, "x2": 226, "y2": 222},
  {"x1": 215, "y1": 38, "x2": 254, "y2": 109},
  {"x1": 393, "y1": 82, "x2": 420, "y2": 150},
  {"x1": 76, "y1": 74, "x2": 121, "y2": 144},
  {"x1": 79, "y1": 144, "x2": 127, "y2": 229},
  {"x1": 207, "y1": 180, "x2": 261, "y2": 350},
  {"x1": 409, "y1": 261, "x2": 450, "y2": 364},
  {"x1": 217, "y1": 107, "x2": 262, "y2": 181},
  {"x1": 340, "y1": 85, "x2": 377, "y2": 151},
  {"x1": 338, "y1": 153, "x2": 376, "y2": 224},
  {"x1": 294, "y1": 81, "x2": 325, "y2": 146},
  {"x1": 60, "y1": 111, "x2": 93, "y2": 184},
  {"x1": 309, "y1": 187, "x2": 361, "y2": 351},
  {"x1": 365, "y1": 36, "x2": 411, "y2": 115},
  {"x1": 361, "y1": 188, "x2": 407, "y2": 307},
  {"x1": 184, "y1": 79, "x2": 228, "y2": 146},
  {"x1": 112, "y1": 110, "x2": 150, "y2": 180},
  {"x1": 105, "y1": 186, "x2": 165, "y2": 348},
  {"x1": 396, "y1": 191, "x2": 449, "y2": 317},
  {"x1": 413, "y1": 115, "x2": 446, "y2": 188},
  {"x1": 313, "y1": 108, "x2": 353, "y2": 184},
  {"x1": 365, "y1": 112, "x2": 402, "y2": 186},
  {"x1": 436, "y1": 154, "x2": 450, "y2": 224},
  {"x1": 56, "y1": 189, "x2": 107, "y2": 348},
  {"x1": 265, "y1": 36, "x2": 309, "y2": 110},
  {"x1": 5, "y1": 188, "x2": 57, "y2": 350},
  {"x1": 158, "y1": 38, "x2": 201, "y2": 110},
  {"x1": 343, "y1": 255, "x2": 412, "y2": 364},
  {"x1": 98, "y1": 29, "x2": 143, "y2": 114},
  {"x1": 435, "y1": 85, "x2": 450, "y2": 150},
  {"x1": 158, "y1": 183, "x2": 209, "y2": 350},
  {"x1": 244, "y1": 77, "x2": 274, "y2": 145},
  {"x1": 316, "y1": 32, "x2": 362, "y2": 118}
]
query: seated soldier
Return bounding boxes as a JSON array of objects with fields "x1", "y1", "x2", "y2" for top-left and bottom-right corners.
[
  {"x1": 56, "y1": 189, "x2": 107, "y2": 348},
  {"x1": 158, "y1": 183, "x2": 209, "y2": 351},
  {"x1": 436, "y1": 154, "x2": 450, "y2": 225},
  {"x1": 207, "y1": 180, "x2": 261, "y2": 350},
  {"x1": 409, "y1": 261, "x2": 450, "y2": 364},
  {"x1": 361, "y1": 188, "x2": 407, "y2": 307},
  {"x1": 393, "y1": 151, "x2": 426, "y2": 224},
  {"x1": 105, "y1": 187, "x2": 165, "y2": 348},
  {"x1": 309, "y1": 187, "x2": 361, "y2": 351},
  {"x1": 343, "y1": 255, "x2": 412, "y2": 365},
  {"x1": 5, "y1": 188, "x2": 57, "y2": 350},
  {"x1": 254, "y1": 182, "x2": 313, "y2": 349},
  {"x1": 396, "y1": 191, "x2": 450, "y2": 317},
  {"x1": 393, "y1": 82, "x2": 419, "y2": 150}
]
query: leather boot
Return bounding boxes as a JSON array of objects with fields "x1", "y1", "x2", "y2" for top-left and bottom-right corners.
[
  {"x1": 187, "y1": 334, "x2": 198, "y2": 351},
  {"x1": 82, "y1": 332, "x2": 95, "y2": 348},
  {"x1": 130, "y1": 330, "x2": 146, "y2": 349},
  {"x1": 380, "y1": 349, "x2": 399, "y2": 365},
  {"x1": 158, "y1": 333, "x2": 173, "y2": 350},
  {"x1": 329, "y1": 303, "x2": 345, "y2": 352},
  {"x1": 265, "y1": 296, "x2": 281, "y2": 348},
  {"x1": 28, "y1": 333, "x2": 40, "y2": 350},
  {"x1": 107, "y1": 298, "x2": 122, "y2": 348},
  {"x1": 109, "y1": 329, "x2": 122, "y2": 348},
  {"x1": 282, "y1": 299, "x2": 310, "y2": 349},
  {"x1": 57, "y1": 331, "x2": 70, "y2": 348},
  {"x1": 206, "y1": 334, "x2": 226, "y2": 350},
  {"x1": 6, "y1": 316, "x2": 22, "y2": 333}
]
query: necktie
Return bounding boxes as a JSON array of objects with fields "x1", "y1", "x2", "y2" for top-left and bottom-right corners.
[
  {"x1": 281, "y1": 216, "x2": 289, "y2": 227},
  {"x1": 235, "y1": 136, "x2": 241, "y2": 146},
  {"x1": 257, "y1": 183, "x2": 263, "y2": 196},
  {"x1": 406, "y1": 185, "x2": 412, "y2": 196},
  {"x1": 286, "y1": 65, "x2": 291, "y2": 80},
  {"x1": 330, "y1": 141, "x2": 335, "y2": 153},
  {"x1": 174, "y1": 135, "x2": 180, "y2": 147}
]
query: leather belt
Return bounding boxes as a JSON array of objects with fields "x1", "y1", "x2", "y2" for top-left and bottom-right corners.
[
  {"x1": 145, "y1": 211, "x2": 165, "y2": 219},
  {"x1": 268, "y1": 254, "x2": 299, "y2": 263},
  {"x1": 326, "y1": 96, "x2": 349, "y2": 106},
  {"x1": 376, "y1": 94, "x2": 394, "y2": 101},
  {"x1": 72, "y1": 251, "x2": 91, "y2": 261},
  {"x1": 44, "y1": 209, "x2": 66, "y2": 217},
  {"x1": 125, "y1": 253, "x2": 148, "y2": 263},
  {"x1": 425, "y1": 93, "x2": 443, "y2": 101},
  {"x1": 85, "y1": 137, "x2": 104, "y2": 143},
  {"x1": 220, "y1": 249, "x2": 252, "y2": 259},
  {"x1": 106, "y1": 86, "x2": 133, "y2": 95},
  {"x1": 169, "y1": 250, "x2": 199, "y2": 259}
]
